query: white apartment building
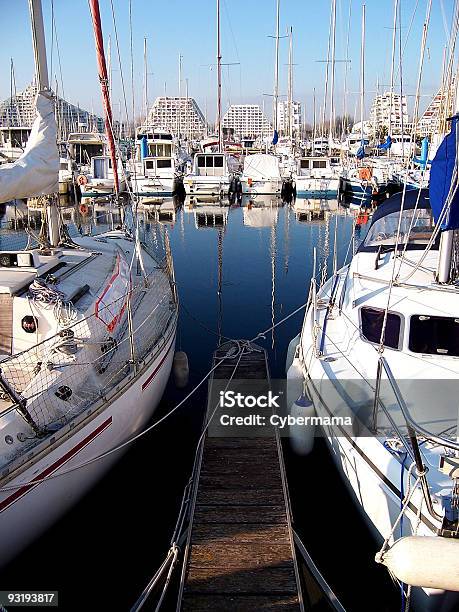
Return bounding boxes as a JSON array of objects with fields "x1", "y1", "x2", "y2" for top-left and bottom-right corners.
[
  {"x1": 147, "y1": 97, "x2": 206, "y2": 139},
  {"x1": 222, "y1": 104, "x2": 272, "y2": 139},
  {"x1": 0, "y1": 83, "x2": 106, "y2": 142},
  {"x1": 418, "y1": 80, "x2": 455, "y2": 138},
  {"x1": 277, "y1": 100, "x2": 302, "y2": 135},
  {"x1": 369, "y1": 91, "x2": 408, "y2": 134}
]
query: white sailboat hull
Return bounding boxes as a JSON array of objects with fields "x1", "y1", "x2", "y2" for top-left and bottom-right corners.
[
  {"x1": 0, "y1": 331, "x2": 175, "y2": 567},
  {"x1": 242, "y1": 179, "x2": 282, "y2": 195}
]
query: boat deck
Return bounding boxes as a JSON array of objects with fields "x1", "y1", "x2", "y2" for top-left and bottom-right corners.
[{"x1": 178, "y1": 341, "x2": 303, "y2": 611}]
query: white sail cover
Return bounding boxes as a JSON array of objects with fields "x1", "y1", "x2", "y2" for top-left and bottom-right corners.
[
  {"x1": 243, "y1": 154, "x2": 281, "y2": 180},
  {"x1": 0, "y1": 92, "x2": 59, "y2": 203}
]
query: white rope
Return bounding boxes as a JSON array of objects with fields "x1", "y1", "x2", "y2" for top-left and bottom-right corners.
[{"x1": 0, "y1": 302, "x2": 305, "y2": 492}]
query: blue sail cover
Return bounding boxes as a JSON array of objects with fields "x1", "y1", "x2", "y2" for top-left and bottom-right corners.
[
  {"x1": 140, "y1": 136, "x2": 148, "y2": 160},
  {"x1": 377, "y1": 135, "x2": 392, "y2": 150},
  {"x1": 356, "y1": 140, "x2": 367, "y2": 159},
  {"x1": 413, "y1": 137, "x2": 429, "y2": 169},
  {"x1": 429, "y1": 115, "x2": 459, "y2": 230},
  {"x1": 272, "y1": 130, "x2": 279, "y2": 145}
]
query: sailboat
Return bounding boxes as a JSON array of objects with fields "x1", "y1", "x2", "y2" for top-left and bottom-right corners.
[
  {"x1": 0, "y1": 0, "x2": 178, "y2": 567},
  {"x1": 184, "y1": 0, "x2": 239, "y2": 200},
  {"x1": 286, "y1": 64, "x2": 459, "y2": 607}
]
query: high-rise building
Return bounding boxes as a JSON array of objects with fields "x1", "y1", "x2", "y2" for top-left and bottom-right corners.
[
  {"x1": 222, "y1": 104, "x2": 271, "y2": 138},
  {"x1": 147, "y1": 97, "x2": 206, "y2": 139},
  {"x1": 0, "y1": 83, "x2": 107, "y2": 142},
  {"x1": 277, "y1": 100, "x2": 302, "y2": 135},
  {"x1": 369, "y1": 91, "x2": 408, "y2": 134},
  {"x1": 417, "y1": 80, "x2": 455, "y2": 138}
]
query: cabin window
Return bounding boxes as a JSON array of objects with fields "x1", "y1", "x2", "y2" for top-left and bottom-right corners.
[
  {"x1": 312, "y1": 160, "x2": 327, "y2": 169},
  {"x1": 145, "y1": 160, "x2": 154, "y2": 170},
  {"x1": 300, "y1": 160, "x2": 310, "y2": 169},
  {"x1": 157, "y1": 159, "x2": 172, "y2": 168},
  {"x1": 205, "y1": 156, "x2": 214, "y2": 167},
  {"x1": 363, "y1": 209, "x2": 434, "y2": 248},
  {"x1": 60, "y1": 162, "x2": 68, "y2": 170},
  {"x1": 409, "y1": 315, "x2": 459, "y2": 356},
  {"x1": 108, "y1": 159, "x2": 112, "y2": 169},
  {"x1": 197, "y1": 155, "x2": 206, "y2": 167},
  {"x1": 214, "y1": 156, "x2": 224, "y2": 168},
  {"x1": 360, "y1": 307, "x2": 402, "y2": 349}
]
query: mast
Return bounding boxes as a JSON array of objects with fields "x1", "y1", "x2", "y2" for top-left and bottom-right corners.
[
  {"x1": 143, "y1": 37, "x2": 148, "y2": 124},
  {"x1": 389, "y1": 0, "x2": 398, "y2": 139},
  {"x1": 312, "y1": 87, "x2": 316, "y2": 155},
  {"x1": 359, "y1": 4, "x2": 366, "y2": 155},
  {"x1": 178, "y1": 54, "x2": 182, "y2": 138},
  {"x1": 287, "y1": 26, "x2": 293, "y2": 140},
  {"x1": 216, "y1": 0, "x2": 223, "y2": 150},
  {"x1": 29, "y1": 0, "x2": 49, "y2": 91},
  {"x1": 28, "y1": 0, "x2": 60, "y2": 247},
  {"x1": 88, "y1": 0, "x2": 119, "y2": 195},
  {"x1": 328, "y1": 0, "x2": 337, "y2": 155},
  {"x1": 273, "y1": 0, "x2": 280, "y2": 136}
]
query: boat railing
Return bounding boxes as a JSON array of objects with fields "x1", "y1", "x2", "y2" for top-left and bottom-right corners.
[
  {"x1": 373, "y1": 355, "x2": 455, "y2": 520},
  {"x1": 0, "y1": 261, "x2": 177, "y2": 468}
]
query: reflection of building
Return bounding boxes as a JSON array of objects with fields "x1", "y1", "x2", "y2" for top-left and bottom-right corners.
[
  {"x1": 147, "y1": 97, "x2": 206, "y2": 139},
  {"x1": 277, "y1": 100, "x2": 301, "y2": 135},
  {"x1": 222, "y1": 104, "x2": 271, "y2": 138},
  {"x1": 0, "y1": 83, "x2": 108, "y2": 142},
  {"x1": 369, "y1": 91, "x2": 408, "y2": 133}
]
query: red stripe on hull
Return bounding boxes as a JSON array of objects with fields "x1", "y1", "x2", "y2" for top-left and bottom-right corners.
[
  {"x1": 0, "y1": 416, "x2": 112, "y2": 513},
  {"x1": 141, "y1": 334, "x2": 175, "y2": 392}
]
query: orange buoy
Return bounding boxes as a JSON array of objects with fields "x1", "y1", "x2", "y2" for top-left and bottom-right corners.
[
  {"x1": 77, "y1": 174, "x2": 88, "y2": 186},
  {"x1": 358, "y1": 167, "x2": 372, "y2": 181},
  {"x1": 79, "y1": 203, "x2": 89, "y2": 215}
]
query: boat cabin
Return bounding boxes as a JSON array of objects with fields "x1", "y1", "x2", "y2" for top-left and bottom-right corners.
[
  {"x1": 67, "y1": 132, "x2": 105, "y2": 166},
  {"x1": 91, "y1": 155, "x2": 122, "y2": 180},
  {"x1": 143, "y1": 156, "x2": 174, "y2": 177},
  {"x1": 193, "y1": 153, "x2": 228, "y2": 177},
  {"x1": 297, "y1": 156, "x2": 333, "y2": 177}
]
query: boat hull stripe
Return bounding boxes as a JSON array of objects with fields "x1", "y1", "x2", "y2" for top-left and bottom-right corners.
[
  {"x1": 0, "y1": 416, "x2": 112, "y2": 513},
  {"x1": 141, "y1": 334, "x2": 175, "y2": 391}
]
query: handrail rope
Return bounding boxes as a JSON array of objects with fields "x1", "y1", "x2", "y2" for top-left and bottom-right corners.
[{"x1": 130, "y1": 342, "x2": 246, "y2": 612}]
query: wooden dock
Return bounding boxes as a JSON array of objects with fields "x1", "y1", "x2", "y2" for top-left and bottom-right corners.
[{"x1": 177, "y1": 341, "x2": 303, "y2": 611}]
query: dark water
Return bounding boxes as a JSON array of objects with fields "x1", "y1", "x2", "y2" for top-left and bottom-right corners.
[{"x1": 0, "y1": 197, "x2": 399, "y2": 611}]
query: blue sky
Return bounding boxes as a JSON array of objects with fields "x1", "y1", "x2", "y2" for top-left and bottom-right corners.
[{"x1": 0, "y1": 0, "x2": 455, "y2": 125}]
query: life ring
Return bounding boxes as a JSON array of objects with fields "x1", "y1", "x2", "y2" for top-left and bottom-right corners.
[
  {"x1": 77, "y1": 174, "x2": 88, "y2": 186},
  {"x1": 358, "y1": 167, "x2": 372, "y2": 181},
  {"x1": 79, "y1": 203, "x2": 89, "y2": 215}
]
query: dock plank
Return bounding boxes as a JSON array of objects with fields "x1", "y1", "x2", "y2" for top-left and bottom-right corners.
[{"x1": 179, "y1": 341, "x2": 302, "y2": 610}]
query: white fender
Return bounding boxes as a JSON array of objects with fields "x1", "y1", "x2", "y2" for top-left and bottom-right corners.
[
  {"x1": 289, "y1": 393, "x2": 316, "y2": 456},
  {"x1": 173, "y1": 351, "x2": 189, "y2": 388},
  {"x1": 378, "y1": 536, "x2": 459, "y2": 592},
  {"x1": 285, "y1": 333, "x2": 300, "y2": 374}
]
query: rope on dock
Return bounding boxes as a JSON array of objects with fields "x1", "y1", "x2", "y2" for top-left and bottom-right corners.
[{"x1": 0, "y1": 302, "x2": 307, "y2": 493}]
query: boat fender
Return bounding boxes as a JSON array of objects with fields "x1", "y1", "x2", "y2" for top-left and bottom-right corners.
[
  {"x1": 79, "y1": 203, "x2": 89, "y2": 216},
  {"x1": 77, "y1": 174, "x2": 88, "y2": 186},
  {"x1": 286, "y1": 333, "x2": 300, "y2": 374},
  {"x1": 376, "y1": 536, "x2": 459, "y2": 591},
  {"x1": 289, "y1": 393, "x2": 316, "y2": 456},
  {"x1": 173, "y1": 351, "x2": 189, "y2": 388},
  {"x1": 286, "y1": 356, "x2": 304, "y2": 409}
]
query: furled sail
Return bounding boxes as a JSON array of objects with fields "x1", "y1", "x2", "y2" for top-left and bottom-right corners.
[
  {"x1": 0, "y1": 92, "x2": 58, "y2": 203},
  {"x1": 429, "y1": 115, "x2": 459, "y2": 230}
]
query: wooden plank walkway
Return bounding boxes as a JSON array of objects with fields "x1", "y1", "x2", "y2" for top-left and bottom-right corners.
[{"x1": 178, "y1": 341, "x2": 303, "y2": 611}]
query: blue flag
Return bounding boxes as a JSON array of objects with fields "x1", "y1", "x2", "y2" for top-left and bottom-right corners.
[{"x1": 272, "y1": 130, "x2": 279, "y2": 145}]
